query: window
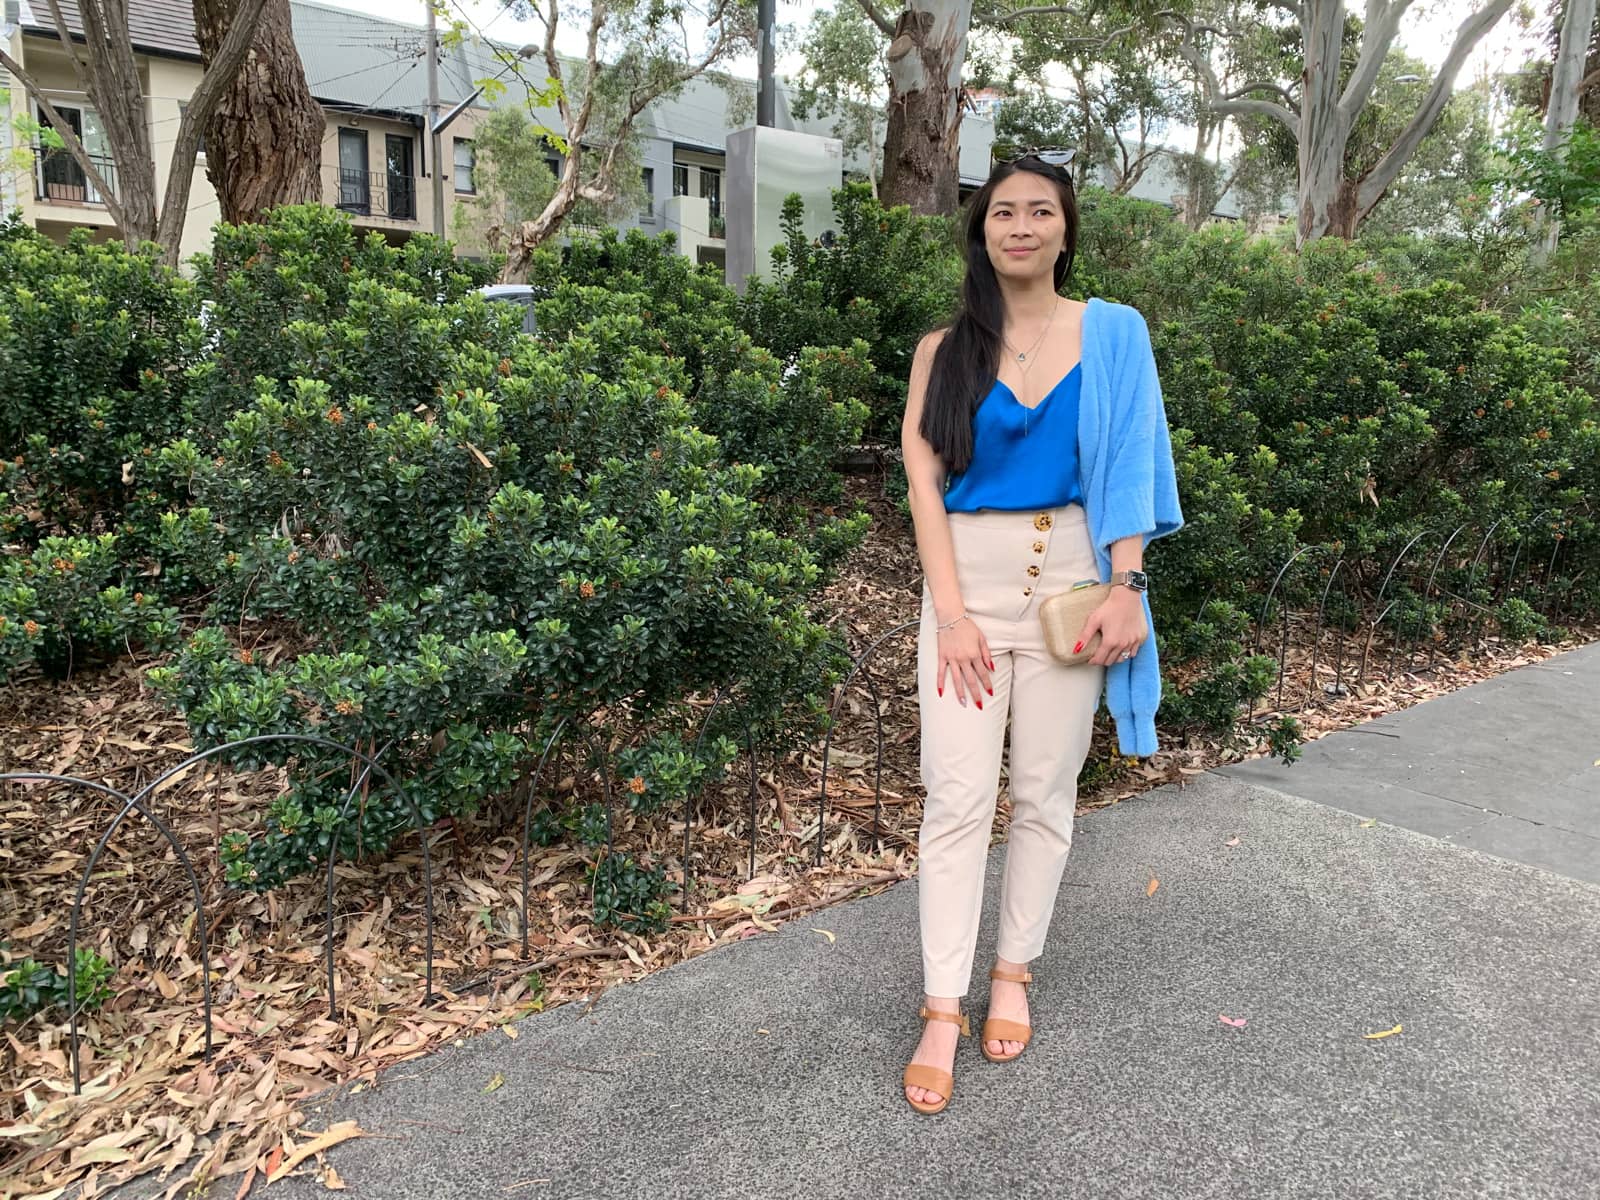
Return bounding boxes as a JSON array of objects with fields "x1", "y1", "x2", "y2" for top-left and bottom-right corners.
[
  {"x1": 337, "y1": 128, "x2": 370, "y2": 215},
  {"x1": 35, "y1": 102, "x2": 108, "y2": 204},
  {"x1": 385, "y1": 134, "x2": 416, "y2": 221},
  {"x1": 454, "y1": 138, "x2": 475, "y2": 194},
  {"x1": 543, "y1": 154, "x2": 562, "y2": 181},
  {"x1": 640, "y1": 167, "x2": 655, "y2": 222},
  {"x1": 672, "y1": 163, "x2": 688, "y2": 197},
  {"x1": 699, "y1": 166, "x2": 721, "y2": 220}
]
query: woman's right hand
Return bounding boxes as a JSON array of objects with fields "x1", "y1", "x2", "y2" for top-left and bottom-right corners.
[{"x1": 936, "y1": 614, "x2": 994, "y2": 709}]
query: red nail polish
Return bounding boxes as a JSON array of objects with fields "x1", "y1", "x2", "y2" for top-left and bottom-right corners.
[
  {"x1": 976, "y1": 697, "x2": 983, "y2": 710},
  {"x1": 986, "y1": 686, "x2": 993, "y2": 696},
  {"x1": 938, "y1": 685, "x2": 943, "y2": 696},
  {"x1": 1073, "y1": 641, "x2": 1083, "y2": 654}
]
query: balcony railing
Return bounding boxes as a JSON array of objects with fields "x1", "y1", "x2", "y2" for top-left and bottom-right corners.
[
  {"x1": 33, "y1": 145, "x2": 118, "y2": 206},
  {"x1": 330, "y1": 168, "x2": 418, "y2": 222}
]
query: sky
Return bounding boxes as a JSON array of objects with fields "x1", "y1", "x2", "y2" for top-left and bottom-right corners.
[{"x1": 325, "y1": 0, "x2": 1549, "y2": 124}]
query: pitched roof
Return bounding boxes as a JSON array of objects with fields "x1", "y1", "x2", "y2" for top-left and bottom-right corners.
[
  {"x1": 19, "y1": 0, "x2": 200, "y2": 60},
  {"x1": 291, "y1": 0, "x2": 481, "y2": 116}
]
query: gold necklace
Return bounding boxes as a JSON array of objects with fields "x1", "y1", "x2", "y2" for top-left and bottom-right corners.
[
  {"x1": 1002, "y1": 297, "x2": 1060, "y2": 434},
  {"x1": 1002, "y1": 297, "x2": 1059, "y2": 368}
]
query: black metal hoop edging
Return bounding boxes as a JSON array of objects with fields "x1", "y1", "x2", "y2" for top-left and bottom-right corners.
[
  {"x1": 815, "y1": 619, "x2": 918, "y2": 868},
  {"x1": 1306, "y1": 552, "x2": 1350, "y2": 706},
  {"x1": 1417, "y1": 523, "x2": 1469, "y2": 672},
  {"x1": 131, "y1": 734, "x2": 437, "y2": 1023},
  {"x1": 519, "y1": 714, "x2": 572, "y2": 957},
  {"x1": 0, "y1": 772, "x2": 214, "y2": 1095}
]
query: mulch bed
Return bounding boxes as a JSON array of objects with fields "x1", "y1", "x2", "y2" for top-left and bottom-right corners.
[{"x1": 2, "y1": 473, "x2": 1592, "y2": 1198}]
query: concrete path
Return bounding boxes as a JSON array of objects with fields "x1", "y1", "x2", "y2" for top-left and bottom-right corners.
[
  {"x1": 251, "y1": 645, "x2": 1600, "y2": 1200},
  {"x1": 1224, "y1": 642, "x2": 1600, "y2": 883}
]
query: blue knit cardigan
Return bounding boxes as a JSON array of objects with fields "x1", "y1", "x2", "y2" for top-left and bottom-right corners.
[{"x1": 1077, "y1": 297, "x2": 1185, "y2": 757}]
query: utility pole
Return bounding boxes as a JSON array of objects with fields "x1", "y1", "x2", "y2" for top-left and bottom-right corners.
[
  {"x1": 756, "y1": 0, "x2": 774, "y2": 127},
  {"x1": 425, "y1": 0, "x2": 444, "y2": 235}
]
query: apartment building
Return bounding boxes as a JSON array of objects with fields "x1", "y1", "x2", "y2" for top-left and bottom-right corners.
[
  {"x1": 0, "y1": 0, "x2": 495, "y2": 261},
  {"x1": 2, "y1": 0, "x2": 1268, "y2": 274}
]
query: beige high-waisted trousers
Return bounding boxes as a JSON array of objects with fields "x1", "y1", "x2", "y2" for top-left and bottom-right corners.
[{"x1": 916, "y1": 502, "x2": 1104, "y2": 998}]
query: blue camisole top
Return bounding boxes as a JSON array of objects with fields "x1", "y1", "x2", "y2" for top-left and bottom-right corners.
[{"x1": 942, "y1": 363, "x2": 1084, "y2": 513}]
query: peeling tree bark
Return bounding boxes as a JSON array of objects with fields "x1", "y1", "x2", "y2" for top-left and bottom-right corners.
[
  {"x1": 194, "y1": 0, "x2": 325, "y2": 225},
  {"x1": 877, "y1": 0, "x2": 973, "y2": 216}
]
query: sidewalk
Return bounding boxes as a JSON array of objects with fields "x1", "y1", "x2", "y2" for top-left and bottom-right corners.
[
  {"x1": 1223, "y1": 641, "x2": 1600, "y2": 883},
  {"x1": 249, "y1": 644, "x2": 1600, "y2": 1200}
]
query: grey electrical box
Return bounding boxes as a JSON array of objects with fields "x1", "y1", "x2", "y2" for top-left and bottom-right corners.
[{"x1": 725, "y1": 125, "x2": 844, "y2": 296}]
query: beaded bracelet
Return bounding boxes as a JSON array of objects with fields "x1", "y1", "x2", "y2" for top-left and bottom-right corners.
[{"x1": 936, "y1": 611, "x2": 970, "y2": 632}]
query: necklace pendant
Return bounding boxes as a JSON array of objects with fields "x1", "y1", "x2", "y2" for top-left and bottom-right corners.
[{"x1": 1017, "y1": 352, "x2": 1027, "y2": 362}]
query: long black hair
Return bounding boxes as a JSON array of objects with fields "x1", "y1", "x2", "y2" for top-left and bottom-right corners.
[{"x1": 919, "y1": 158, "x2": 1079, "y2": 475}]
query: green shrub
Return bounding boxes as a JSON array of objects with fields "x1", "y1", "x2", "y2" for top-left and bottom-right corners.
[
  {"x1": 0, "y1": 947, "x2": 115, "y2": 1023},
  {"x1": 1496, "y1": 596, "x2": 1545, "y2": 642},
  {"x1": 140, "y1": 206, "x2": 864, "y2": 898},
  {"x1": 587, "y1": 853, "x2": 674, "y2": 935},
  {"x1": 737, "y1": 184, "x2": 961, "y2": 442},
  {"x1": 0, "y1": 217, "x2": 200, "y2": 540},
  {"x1": 0, "y1": 533, "x2": 179, "y2": 679}
]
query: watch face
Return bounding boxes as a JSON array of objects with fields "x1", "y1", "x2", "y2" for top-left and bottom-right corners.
[{"x1": 1126, "y1": 570, "x2": 1149, "y2": 590}]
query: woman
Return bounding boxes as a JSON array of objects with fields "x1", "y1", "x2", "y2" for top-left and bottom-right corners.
[{"x1": 899, "y1": 150, "x2": 1183, "y2": 1114}]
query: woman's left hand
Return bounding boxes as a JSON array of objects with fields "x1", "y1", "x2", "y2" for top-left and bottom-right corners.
[{"x1": 1080, "y1": 587, "x2": 1148, "y2": 667}]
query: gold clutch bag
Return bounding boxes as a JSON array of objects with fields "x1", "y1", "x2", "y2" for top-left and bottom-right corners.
[{"x1": 1038, "y1": 579, "x2": 1112, "y2": 666}]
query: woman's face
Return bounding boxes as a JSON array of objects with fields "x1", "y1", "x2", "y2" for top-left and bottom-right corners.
[{"x1": 983, "y1": 170, "x2": 1066, "y2": 282}]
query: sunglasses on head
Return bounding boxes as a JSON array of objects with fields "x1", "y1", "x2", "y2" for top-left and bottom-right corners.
[{"x1": 994, "y1": 146, "x2": 1078, "y2": 171}]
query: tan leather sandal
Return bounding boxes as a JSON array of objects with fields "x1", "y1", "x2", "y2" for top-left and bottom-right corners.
[
  {"x1": 902, "y1": 1005, "x2": 970, "y2": 1115},
  {"x1": 981, "y1": 966, "x2": 1034, "y2": 1064}
]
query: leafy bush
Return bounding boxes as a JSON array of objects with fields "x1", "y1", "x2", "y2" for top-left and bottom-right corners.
[
  {"x1": 0, "y1": 947, "x2": 115, "y2": 1023},
  {"x1": 0, "y1": 216, "x2": 201, "y2": 539},
  {"x1": 0, "y1": 533, "x2": 179, "y2": 679},
  {"x1": 138, "y1": 207, "x2": 865, "y2": 900},
  {"x1": 737, "y1": 184, "x2": 962, "y2": 442}
]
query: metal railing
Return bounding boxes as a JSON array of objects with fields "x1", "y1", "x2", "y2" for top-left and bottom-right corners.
[
  {"x1": 329, "y1": 167, "x2": 418, "y2": 222},
  {"x1": 32, "y1": 144, "x2": 117, "y2": 206}
]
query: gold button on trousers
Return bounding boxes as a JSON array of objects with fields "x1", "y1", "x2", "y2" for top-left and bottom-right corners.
[{"x1": 917, "y1": 503, "x2": 1104, "y2": 998}]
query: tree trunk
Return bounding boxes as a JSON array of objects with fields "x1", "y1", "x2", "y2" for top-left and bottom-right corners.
[
  {"x1": 1535, "y1": 0, "x2": 1599, "y2": 262},
  {"x1": 880, "y1": 0, "x2": 973, "y2": 215},
  {"x1": 193, "y1": 0, "x2": 325, "y2": 225}
]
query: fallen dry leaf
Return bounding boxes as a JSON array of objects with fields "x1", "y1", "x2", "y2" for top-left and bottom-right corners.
[
  {"x1": 1146, "y1": 877, "x2": 1160, "y2": 897},
  {"x1": 809, "y1": 928, "x2": 836, "y2": 944},
  {"x1": 1219, "y1": 1015, "x2": 1247, "y2": 1028},
  {"x1": 1363, "y1": 1023, "x2": 1403, "y2": 1040},
  {"x1": 502, "y1": 1024, "x2": 519, "y2": 1040},
  {"x1": 323, "y1": 1165, "x2": 348, "y2": 1190},
  {"x1": 1224, "y1": 837, "x2": 1241, "y2": 848},
  {"x1": 484, "y1": 1073, "x2": 506, "y2": 1093},
  {"x1": 1359, "y1": 818, "x2": 1377, "y2": 829},
  {"x1": 266, "y1": 1122, "x2": 364, "y2": 1183}
]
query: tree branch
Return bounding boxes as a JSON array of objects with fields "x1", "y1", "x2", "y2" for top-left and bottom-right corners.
[
  {"x1": 850, "y1": 0, "x2": 898, "y2": 40},
  {"x1": 1354, "y1": 0, "x2": 1515, "y2": 214},
  {"x1": 0, "y1": 45, "x2": 129, "y2": 232},
  {"x1": 1338, "y1": 0, "x2": 1412, "y2": 120},
  {"x1": 155, "y1": 0, "x2": 272, "y2": 254},
  {"x1": 40, "y1": 0, "x2": 93, "y2": 93},
  {"x1": 1175, "y1": 36, "x2": 1299, "y2": 136},
  {"x1": 1221, "y1": 80, "x2": 1300, "y2": 110},
  {"x1": 975, "y1": 2, "x2": 1087, "y2": 22}
]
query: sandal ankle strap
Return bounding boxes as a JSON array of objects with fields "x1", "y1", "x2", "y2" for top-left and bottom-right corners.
[
  {"x1": 989, "y1": 968, "x2": 1034, "y2": 985},
  {"x1": 919, "y1": 1005, "x2": 971, "y2": 1037}
]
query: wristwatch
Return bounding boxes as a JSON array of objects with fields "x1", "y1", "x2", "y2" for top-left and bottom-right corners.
[{"x1": 1111, "y1": 569, "x2": 1149, "y2": 593}]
